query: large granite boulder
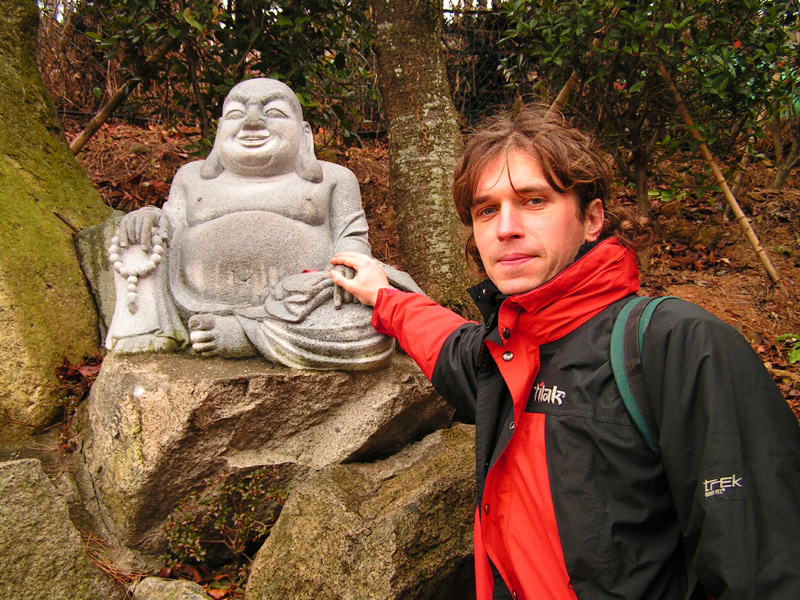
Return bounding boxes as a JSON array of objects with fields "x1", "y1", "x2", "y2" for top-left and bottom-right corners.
[
  {"x1": 0, "y1": 0, "x2": 111, "y2": 440},
  {"x1": 0, "y1": 459, "x2": 122, "y2": 600},
  {"x1": 246, "y1": 423, "x2": 477, "y2": 600},
  {"x1": 82, "y1": 351, "x2": 454, "y2": 553}
]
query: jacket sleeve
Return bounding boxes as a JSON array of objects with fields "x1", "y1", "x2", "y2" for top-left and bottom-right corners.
[
  {"x1": 372, "y1": 288, "x2": 485, "y2": 422},
  {"x1": 642, "y1": 299, "x2": 800, "y2": 599}
]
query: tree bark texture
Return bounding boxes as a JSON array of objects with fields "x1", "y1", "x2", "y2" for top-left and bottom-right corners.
[
  {"x1": 368, "y1": 0, "x2": 477, "y2": 315},
  {"x1": 771, "y1": 126, "x2": 800, "y2": 190}
]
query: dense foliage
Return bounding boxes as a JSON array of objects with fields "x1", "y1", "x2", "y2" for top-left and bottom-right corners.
[
  {"x1": 498, "y1": 0, "x2": 800, "y2": 206},
  {"x1": 163, "y1": 468, "x2": 287, "y2": 566},
  {"x1": 37, "y1": 1, "x2": 799, "y2": 197},
  {"x1": 42, "y1": 0, "x2": 377, "y2": 145}
]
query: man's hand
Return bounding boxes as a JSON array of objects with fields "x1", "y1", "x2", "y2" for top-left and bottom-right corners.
[
  {"x1": 330, "y1": 264, "x2": 357, "y2": 309},
  {"x1": 329, "y1": 252, "x2": 391, "y2": 307}
]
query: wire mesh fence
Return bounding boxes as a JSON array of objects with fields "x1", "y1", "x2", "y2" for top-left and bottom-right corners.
[
  {"x1": 36, "y1": 3, "x2": 517, "y2": 133},
  {"x1": 443, "y1": 6, "x2": 517, "y2": 127}
]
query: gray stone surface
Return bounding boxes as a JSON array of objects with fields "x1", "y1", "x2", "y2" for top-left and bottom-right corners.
[
  {"x1": 246, "y1": 423, "x2": 477, "y2": 600},
  {"x1": 75, "y1": 210, "x2": 124, "y2": 339},
  {"x1": 132, "y1": 577, "x2": 209, "y2": 600},
  {"x1": 82, "y1": 351, "x2": 453, "y2": 553},
  {"x1": 104, "y1": 78, "x2": 421, "y2": 370},
  {"x1": 0, "y1": 459, "x2": 123, "y2": 600}
]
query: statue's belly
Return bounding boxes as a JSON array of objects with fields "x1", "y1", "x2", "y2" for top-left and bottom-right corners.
[{"x1": 173, "y1": 212, "x2": 332, "y2": 307}]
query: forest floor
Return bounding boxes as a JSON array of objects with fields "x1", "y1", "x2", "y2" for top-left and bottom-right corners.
[{"x1": 67, "y1": 118, "x2": 800, "y2": 423}]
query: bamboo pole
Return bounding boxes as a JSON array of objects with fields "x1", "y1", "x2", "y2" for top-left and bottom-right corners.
[
  {"x1": 657, "y1": 63, "x2": 781, "y2": 285},
  {"x1": 70, "y1": 39, "x2": 174, "y2": 155},
  {"x1": 548, "y1": 37, "x2": 603, "y2": 115},
  {"x1": 548, "y1": 8, "x2": 620, "y2": 116}
]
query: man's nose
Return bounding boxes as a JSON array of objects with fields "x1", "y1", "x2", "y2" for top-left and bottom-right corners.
[
  {"x1": 242, "y1": 104, "x2": 266, "y2": 129},
  {"x1": 497, "y1": 204, "x2": 524, "y2": 239}
]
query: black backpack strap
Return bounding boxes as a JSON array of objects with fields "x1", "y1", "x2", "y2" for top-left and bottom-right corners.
[{"x1": 611, "y1": 296, "x2": 676, "y2": 455}]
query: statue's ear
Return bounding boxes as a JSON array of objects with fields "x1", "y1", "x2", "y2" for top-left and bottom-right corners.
[
  {"x1": 295, "y1": 121, "x2": 323, "y2": 183},
  {"x1": 200, "y1": 146, "x2": 225, "y2": 180}
]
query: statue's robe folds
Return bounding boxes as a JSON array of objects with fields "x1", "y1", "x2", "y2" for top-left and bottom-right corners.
[{"x1": 107, "y1": 160, "x2": 408, "y2": 370}]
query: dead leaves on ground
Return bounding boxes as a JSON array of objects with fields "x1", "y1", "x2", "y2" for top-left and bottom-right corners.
[
  {"x1": 158, "y1": 564, "x2": 245, "y2": 599},
  {"x1": 68, "y1": 120, "x2": 194, "y2": 212},
  {"x1": 652, "y1": 240, "x2": 735, "y2": 273},
  {"x1": 53, "y1": 354, "x2": 103, "y2": 454}
]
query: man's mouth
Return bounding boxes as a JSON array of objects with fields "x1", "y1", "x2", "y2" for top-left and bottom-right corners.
[{"x1": 497, "y1": 253, "x2": 534, "y2": 267}]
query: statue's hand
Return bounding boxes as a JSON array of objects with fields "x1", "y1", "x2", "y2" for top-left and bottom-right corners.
[
  {"x1": 330, "y1": 264, "x2": 356, "y2": 309},
  {"x1": 118, "y1": 207, "x2": 169, "y2": 252}
]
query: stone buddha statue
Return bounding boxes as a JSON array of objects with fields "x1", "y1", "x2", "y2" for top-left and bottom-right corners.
[{"x1": 105, "y1": 78, "x2": 418, "y2": 370}]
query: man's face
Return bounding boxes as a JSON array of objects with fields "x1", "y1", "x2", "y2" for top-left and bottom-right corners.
[
  {"x1": 471, "y1": 150, "x2": 604, "y2": 295},
  {"x1": 217, "y1": 80, "x2": 304, "y2": 177}
]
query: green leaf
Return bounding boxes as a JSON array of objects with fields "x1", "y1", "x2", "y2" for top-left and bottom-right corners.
[
  {"x1": 628, "y1": 80, "x2": 645, "y2": 94},
  {"x1": 182, "y1": 8, "x2": 203, "y2": 31}
]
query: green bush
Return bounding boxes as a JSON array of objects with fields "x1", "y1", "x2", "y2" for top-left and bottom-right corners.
[{"x1": 163, "y1": 467, "x2": 288, "y2": 566}]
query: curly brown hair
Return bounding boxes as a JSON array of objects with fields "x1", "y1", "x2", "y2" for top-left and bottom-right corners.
[{"x1": 452, "y1": 105, "x2": 648, "y2": 274}]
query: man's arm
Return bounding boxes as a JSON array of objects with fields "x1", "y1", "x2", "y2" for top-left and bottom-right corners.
[
  {"x1": 643, "y1": 300, "x2": 800, "y2": 598},
  {"x1": 330, "y1": 253, "x2": 484, "y2": 421}
]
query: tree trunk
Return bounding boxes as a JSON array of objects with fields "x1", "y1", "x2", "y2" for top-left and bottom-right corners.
[
  {"x1": 632, "y1": 151, "x2": 650, "y2": 217},
  {"x1": 771, "y1": 131, "x2": 800, "y2": 190},
  {"x1": 368, "y1": 0, "x2": 477, "y2": 316}
]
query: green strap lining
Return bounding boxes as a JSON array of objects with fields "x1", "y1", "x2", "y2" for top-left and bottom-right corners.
[
  {"x1": 611, "y1": 297, "x2": 658, "y2": 453},
  {"x1": 611, "y1": 296, "x2": 678, "y2": 455},
  {"x1": 638, "y1": 296, "x2": 674, "y2": 348}
]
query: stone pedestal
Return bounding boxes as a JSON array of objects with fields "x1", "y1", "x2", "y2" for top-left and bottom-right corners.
[{"x1": 81, "y1": 351, "x2": 453, "y2": 553}]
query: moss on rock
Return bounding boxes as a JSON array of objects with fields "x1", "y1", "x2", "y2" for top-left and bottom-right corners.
[{"x1": 0, "y1": 0, "x2": 111, "y2": 437}]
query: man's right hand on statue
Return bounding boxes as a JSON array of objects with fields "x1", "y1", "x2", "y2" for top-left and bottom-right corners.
[
  {"x1": 118, "y1": 207, "x2": 169, "y2": 252},
  {"x1": 329, "y1": 252, "x2": 392, "y2": 307}
]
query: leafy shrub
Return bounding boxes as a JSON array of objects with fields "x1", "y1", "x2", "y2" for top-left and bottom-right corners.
[
  {"x1": 163, "y1": 468, "x2": 288, "y2": 566},
  {"x1": 777, "y1": 334, "x2": 800, "y2": 364}
]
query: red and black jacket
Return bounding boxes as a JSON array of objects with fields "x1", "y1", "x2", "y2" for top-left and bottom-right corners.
[{"x1": 372, "y1": 237, "x2": 800, "y2": 600}]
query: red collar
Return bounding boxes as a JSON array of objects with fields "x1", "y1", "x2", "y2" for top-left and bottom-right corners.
[{"x1": 496, "y1": 237, "x2": 640, "y2": 344}]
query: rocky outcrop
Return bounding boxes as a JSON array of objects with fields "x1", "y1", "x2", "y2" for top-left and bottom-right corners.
[
  {"x1": 0, "y1": 0, "x2": 111, "y2": 439},
  {"x1": 246, "y1": 423, "x2": 477, "y2": 600},
  {"x1": 0, "y1": 459, "x2": 122, "y2": 600},
  {"x1": 131, "y1": 577, "x2": 209, "y2": 600},
  {"x1": 82, "y1": 351, "x2": 454, "y2": 553}
]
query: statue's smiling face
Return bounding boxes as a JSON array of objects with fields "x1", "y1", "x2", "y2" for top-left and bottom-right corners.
[{"x1": 217, "y1": 80, "x2": 304, "y2": 177}]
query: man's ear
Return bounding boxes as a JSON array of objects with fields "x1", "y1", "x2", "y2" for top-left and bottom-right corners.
[{"x1": 584, "y1": 198, "x2": 604, "y2": 242}]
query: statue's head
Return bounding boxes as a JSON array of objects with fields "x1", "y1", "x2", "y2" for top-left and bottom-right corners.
[{"x1": 201, "y1": 78, "x2": 323, "y2": 182}]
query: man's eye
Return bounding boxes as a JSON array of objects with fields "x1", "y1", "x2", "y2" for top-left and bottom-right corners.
[
  {"x1": 524, "y1": 197, "x2": 545, "y2": 206},
  {"x1": 477, "y1": 206, "x2": 496, "y2": 217}
]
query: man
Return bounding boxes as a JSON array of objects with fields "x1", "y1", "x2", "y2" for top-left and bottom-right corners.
[{"x1": 329, "y1": 107, "x2": 800, "y2": 599}]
